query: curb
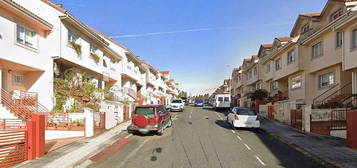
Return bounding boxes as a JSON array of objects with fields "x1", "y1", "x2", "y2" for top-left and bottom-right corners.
[{"x1": 260, "y1": 120, "x2": 339, "y2": 168}]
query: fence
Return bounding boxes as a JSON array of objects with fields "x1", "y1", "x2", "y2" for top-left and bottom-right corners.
[
  {"x1": 46, "y1": 113, "x2": 85, "y2": 131},
  {"x1": 291, "y1": 109, "x2": 303, "y2": 130},
  {"x1": 0, "y1": 130, "x2": 27, "y2": 167}
]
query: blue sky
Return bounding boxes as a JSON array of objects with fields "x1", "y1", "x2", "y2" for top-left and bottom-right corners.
[{"x1": 53, "y1": 0, "x2": 327, "y2": 94}]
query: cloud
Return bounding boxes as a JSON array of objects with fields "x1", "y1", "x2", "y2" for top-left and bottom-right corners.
[
  {"x1": 109, "y1": 21, "x2": 293, "y2": 39},
  {"x1": 109, "y1": 26, "x2": 242, "y2": 38}
]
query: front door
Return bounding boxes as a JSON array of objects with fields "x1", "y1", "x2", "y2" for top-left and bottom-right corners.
[{"x1": 1, "y1": 70, "x2": 7, "y2": 91}]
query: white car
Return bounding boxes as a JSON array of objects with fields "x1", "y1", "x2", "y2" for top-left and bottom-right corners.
[
  {"x1": 227, "y1": 107, "x2": 260, "y2": 128},
  {"x1": 170, "y1": 99, "x2": 184, "y2": 112}
]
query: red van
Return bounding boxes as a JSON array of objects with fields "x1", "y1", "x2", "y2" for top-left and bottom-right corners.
[{"x1": 127, "y1": 105, "x2": 172, "y2": 135}]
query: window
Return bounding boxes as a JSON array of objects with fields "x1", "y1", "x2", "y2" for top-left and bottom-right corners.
[
  {"x1": 275, "y1": 58, "x2": 282, "y2": 71},
  {"x1": 287, "y1": 49, "x2": 296, "y2": 64},
  {"x1": 256, "y1": 83, "x2": 262, "y2": 90},
  {"x1": 90, "y1": 44, "x2": 97, "y2": 53},
  {"x1": 224, "y1": 97, "x2": 229, "y2": 102},
  {"x1": 98, "y1": 79, "x2": 103, "y2": 89},
  {"x1": 290, "y1": 75, "x2": 302, "y2": 89},
  {"x1": 301, "y1": 23, "x2": 310, "y2": 34},
  {"x1": 103, "y1": 59, "x2": 107, "y2": 67},
  {"x1": 336, "y1": 32, "x2": 343, "y2": 48},
  {"x1": 218, "y1": 97, "x2": 223, "y2": 102},
  {"x1": 270, "y1": 81, "x2": 277, "y2": 90},
  {"x1": 253, "y1": 67, "x2": 257, "y2": 76},
  {"x1": 13, "y1": 74, "x2": 24, "y2": 85},
  {"x1": 318, "y1": 72, "x2": 335, "y2": 89},
  {"x1": 312, "y1": 41, "x2": 323, "y2": 59},
  {"x1": 351, "y1": 29, "x2": 357, "y2": 49},
  {"x1": 266, "y1": 63, "x2": 271, "y2": 73},
  {"x1": 16, "y1": 25, "x2": 37, "y2": 48},
  {"x1": 330, "y1": 9, "x2": 343, "y2": 22},
  {"x1": 68, "y1": 31, "x2": 78, "y2": 43},
  {"x1": 248, "y1": 71, "x2": 252, "y2": 79}
]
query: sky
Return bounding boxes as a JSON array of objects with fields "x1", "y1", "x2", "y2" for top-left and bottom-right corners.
[{"x1": 52, "y1": 0, "x2": 327, "y2": 95}]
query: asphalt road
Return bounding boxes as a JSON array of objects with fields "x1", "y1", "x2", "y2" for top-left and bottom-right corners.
[{"x1": 88, "y1": 106, "x2": 322, "y2": 168}]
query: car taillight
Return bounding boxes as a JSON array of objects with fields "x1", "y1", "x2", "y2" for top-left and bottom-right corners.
[
  {"x1": 234, "y1": 115, "x2": 239, "y2": 120},
  {"x1": 256, "y1": 115, "x2": 260, "y2": 121}
]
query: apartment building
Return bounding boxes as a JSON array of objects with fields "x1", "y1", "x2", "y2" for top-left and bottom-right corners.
[
  {"x1": 0, "y1": 0, "x2": 54, "y2": 109},
  {"x1": 232, "y1": 0, "x2": 357, "y2": 108},
  {"x1": 1, "y1": 0, "x2": 180, "y2": 115}
]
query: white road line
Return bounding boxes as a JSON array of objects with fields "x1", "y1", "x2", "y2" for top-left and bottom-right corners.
[
  {"x1": 231, "y1": 130, "x2": 235, "y2": 133},
  {"x1": 124, "y1": 134, "x2": 132, "y2": 139},
  {"x1": 236, "y1": 135, "x2": 242, "y2": 141},
  {"x1": 243, "y1": 143, "x2": 251, "y2": 150},
  {"x1": 255, "y1": 155, "x2": 266, "y2": 166},
  {"x1": 117, "y1": 137, "x2": 152, "y2": 168}
]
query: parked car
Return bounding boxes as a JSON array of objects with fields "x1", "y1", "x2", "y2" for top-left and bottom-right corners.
[
  {"x1": 127, "y1": 105, "x2": 172, "y2": 135},
  {"x1": 214, "y1": 94, "x2": 231, "y2": 110},
  {"x1": 226, "y1": 107, "x2": 260, "y2": 129},
  {"x1": 171, "y1": 99, "x2": 184, "y2": 112},
  {"x1": 194, "y1": 99, "x2": 204, "y2": 107},
  {"x1": 203, "y1": 98, "x2": 212, "y2": 108}
]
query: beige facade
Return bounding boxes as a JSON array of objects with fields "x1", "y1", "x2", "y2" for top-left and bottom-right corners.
[{"x1": 231, "y1": 0, "x2": 357, "y2": 108}]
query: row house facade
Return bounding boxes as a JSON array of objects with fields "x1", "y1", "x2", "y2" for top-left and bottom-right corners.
[
  {"x1": 0, "y1": 0, "x2": 181, "y2": 118},
  {"x1": 232, "y1": 0, "x2": 357, "y2": 108}
]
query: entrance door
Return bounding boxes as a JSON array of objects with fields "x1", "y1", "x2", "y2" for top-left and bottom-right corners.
[{"x1": 1, "y1": 70, "x2": 7, "y2": 90}]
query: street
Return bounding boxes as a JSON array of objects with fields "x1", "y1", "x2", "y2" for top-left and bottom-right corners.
[{"x1": 87, "y1": 106, "x2": 322, "y2": 168}]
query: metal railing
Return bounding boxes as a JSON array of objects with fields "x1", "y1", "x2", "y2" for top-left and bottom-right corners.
[{"x1": 0, "y1": 89, "x2": 49, "y2": 121}]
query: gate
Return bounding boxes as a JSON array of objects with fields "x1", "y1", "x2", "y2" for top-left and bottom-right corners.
[
  {"x1": 331, "y1": 109, "x2": 347, "y2": 130},
  {"x1": 0, "y1": 120, "x2": 27, "y2": 168},
  {"x1": 291, "y1": 109, "x2": 302, "y2": 130},
  {"x1": 93, "y1": 112, "x2": 105, "y2": 135}
]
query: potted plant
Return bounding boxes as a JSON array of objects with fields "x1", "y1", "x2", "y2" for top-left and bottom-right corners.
[
  {"x1": 90, "y1": 52, "x2": 100, "y2": 64},
  {"x1": 69, "y1": 41, "x2": 82, "y2": 57}
]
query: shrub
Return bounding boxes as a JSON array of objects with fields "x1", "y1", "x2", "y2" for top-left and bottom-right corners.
[
  {"x1": 90, "y1": 53, "x2": 100, "y2": 64},
  {"x1": 69, "y1": 41, "x2": 82, "y2": 56}
]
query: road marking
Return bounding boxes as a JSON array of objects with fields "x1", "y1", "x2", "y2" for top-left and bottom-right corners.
[
  {"x1": 255, "y1": 155, "x2": 266, "y2": 166},
  {"x1": 117, "y1": 137, "x2": 152, "y2": 168},
  {"x1": 124, "y1": 134, "x2": 132, "y2": 139},
  {"x1": 243, "y1": 143, "x2": 251, "y2": 150},
  {"x1": 231, "y1": 130, "x2": 235, "y2": 134},
  {"x1": 236, "y1": 135, "x2": 242, "y2": 141}
]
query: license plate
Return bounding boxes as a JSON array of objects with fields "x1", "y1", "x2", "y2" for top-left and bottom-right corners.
[{"x1": 246, "y1": 122, "x2": 252, "y2": 125}]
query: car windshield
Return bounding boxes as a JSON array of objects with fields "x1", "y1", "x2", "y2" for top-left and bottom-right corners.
[
  {"x1": 135, "y1": 107, "x2": 155, "y2": 116},
  {"x1": 236, "y1": 108, "x2": 257, "y2": 116},
  {"x1": 195, "y1": 100, "x2": 203, "y2": 103},
  {"x1": 172, "y1": 100, "x2": 182, "y2": 103}
]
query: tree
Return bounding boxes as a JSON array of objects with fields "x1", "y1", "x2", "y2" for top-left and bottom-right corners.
[
  {"x1": 249, "y1": 89, "x2": 268, "y2": 101},
  {"x1": 178, "y1": 91, "x2": 188, "y2": 98}
]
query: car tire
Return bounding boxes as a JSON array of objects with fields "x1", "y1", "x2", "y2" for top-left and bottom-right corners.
[{"x1": 157, "y1": 126, "x2": 164, "y2": 136}]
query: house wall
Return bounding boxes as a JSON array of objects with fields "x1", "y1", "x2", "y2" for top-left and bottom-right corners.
[{"x1": 0, "y1": 3, "x2": 55, "y2": 109}]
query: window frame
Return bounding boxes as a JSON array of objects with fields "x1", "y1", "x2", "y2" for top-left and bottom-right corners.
[
  {"x1": 318, "y1": 72, "x2": 335, "y2": 89},
  {"x1": 287, "y1": 49, "x2": 296, "y2": 64},
  {"x1": 275, "y1": 58, "x2": 282, "y2": 71},
  {"x1": 13, "y1": 73, "x2": 24, "y2": 86},
  {"x1": 290, "y1": 75, "x2": 302, "y2": 90},
  {"x1": 16, "y1": 24, "x2": 38, "y2": 50},
  {"x1": 266, "y1": 63, "x2": 271, "y2": 73},
  {"x1": 336, "y1": 32, "x2": 343, "y2": 49},
  {"x1": 311, "y1": 41, "x2": 323, "y2": 59},
  {"x1": 351, "y1": 28, "x2": 357, "y2": 50},
  {"x1": 330, "y1": 8, "x2": 343, "y2": 22},
  {"x1": 68, "y1": 31, "x2": 79, "y2": 44},
  {"x1": 301, "y1": 23, "x2": 310, "y2": 34}
]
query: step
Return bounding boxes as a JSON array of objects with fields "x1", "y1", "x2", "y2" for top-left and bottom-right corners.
[{"x1": 0, "y1": 105, "x2": 21, "y2": 120}]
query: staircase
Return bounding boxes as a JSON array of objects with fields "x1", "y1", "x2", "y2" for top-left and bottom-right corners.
[
  {"x1": 0, "y1": 89, "x2": 49, "y2": 122},
  {"x1": 313, "y1": 82, "x2": 352, "y2": 108}
]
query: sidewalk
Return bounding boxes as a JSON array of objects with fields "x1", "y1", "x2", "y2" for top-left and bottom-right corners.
[
  {"x1": 14, "y1": 121, "x2": 131, "y2": 168},
  {"x1": 261, "y1": 118, "x2": 357, "y2": 168}
]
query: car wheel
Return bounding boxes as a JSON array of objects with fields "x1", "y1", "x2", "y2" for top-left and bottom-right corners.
[
  {"x1": 157, "y1": 126, "x2": 164, "y2": 136},
  {"x1": 167, "y1": 118, "x2": 173, "y2": 128}
]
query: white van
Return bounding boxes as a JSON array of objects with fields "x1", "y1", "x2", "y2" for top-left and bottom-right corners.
[{"x1": 214, "y1": 94, "x2": 231, "y2": 110}]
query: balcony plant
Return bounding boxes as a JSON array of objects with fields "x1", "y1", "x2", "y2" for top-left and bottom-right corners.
[
  {"x1": 90, "y1": 52, "x2": 100, "y2": 64},
  {"x1": 249, "y1": 89, "x2": 268, "y2": 101},
  {"x1": 69, "y1": 41, "x2": 82, "y2": 57}
]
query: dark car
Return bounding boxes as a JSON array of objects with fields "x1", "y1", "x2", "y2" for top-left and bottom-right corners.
[
  {"x1": 127, "y1": 104, "x2": 172, "y2": 135},
  {"x1": 194, "y1": 99, "x2": 204, "y2": 107}
]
